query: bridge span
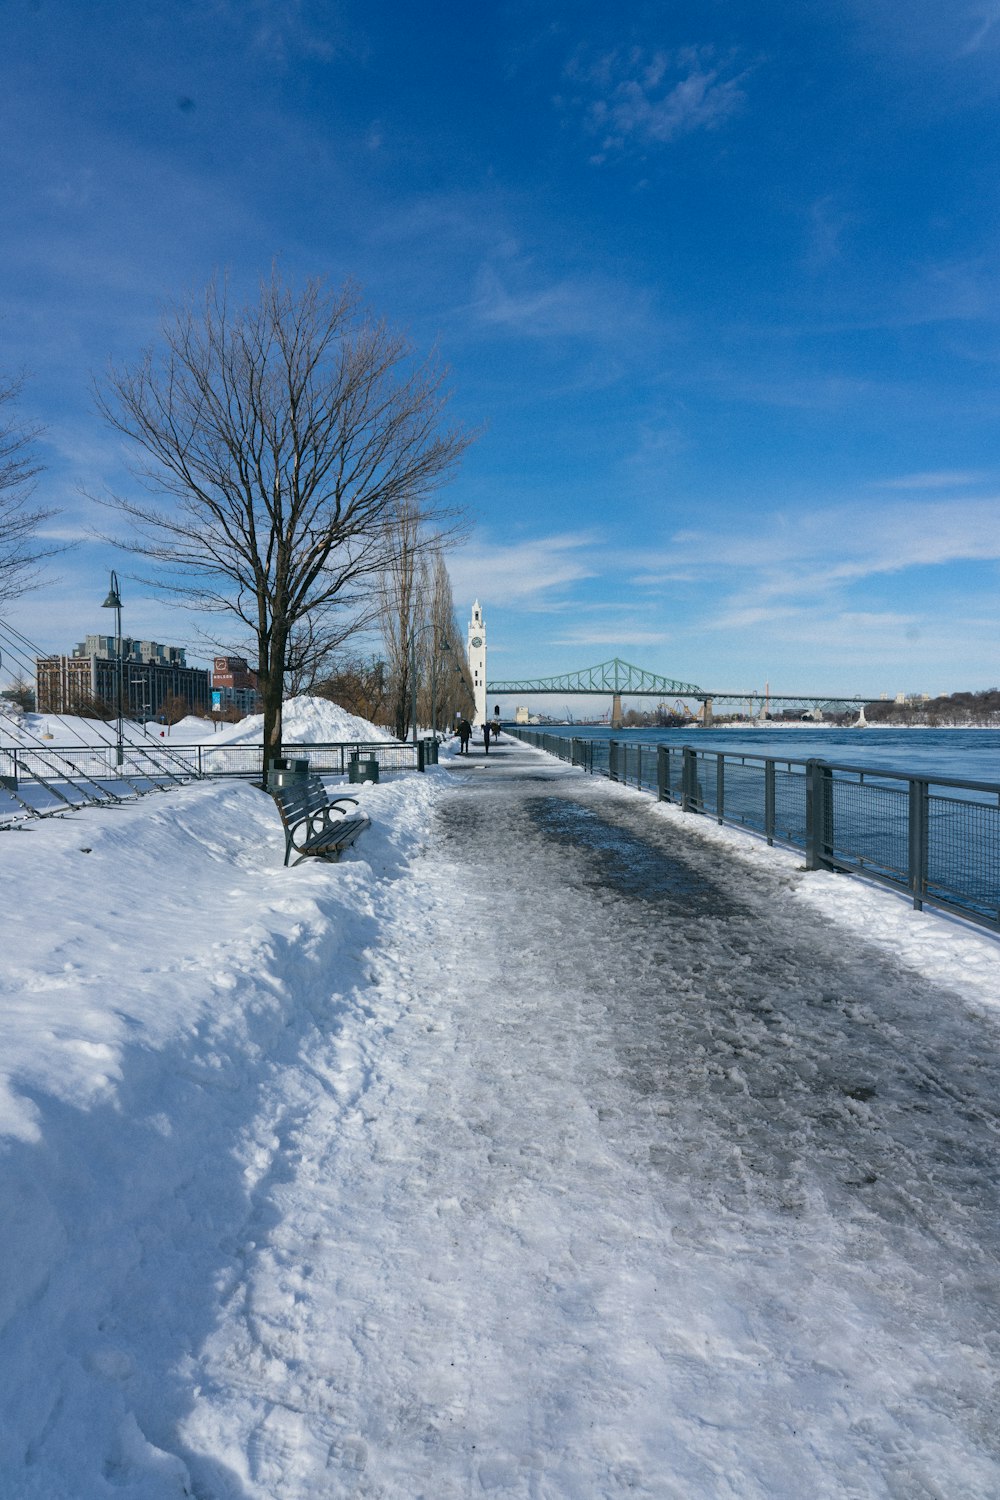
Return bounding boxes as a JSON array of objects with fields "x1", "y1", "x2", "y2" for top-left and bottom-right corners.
[{"x1": 486, "y1": 658, "x2": 870, "y2": 726}]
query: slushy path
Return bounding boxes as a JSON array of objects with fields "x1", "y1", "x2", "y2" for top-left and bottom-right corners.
[{"x1": 187, "y1": 738, "x2": 1000, "y2": 1498}]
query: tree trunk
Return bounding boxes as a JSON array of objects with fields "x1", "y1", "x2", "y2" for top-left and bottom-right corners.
[{"x1": 259, "y1": 630, "x2": 286, "y2": 779}]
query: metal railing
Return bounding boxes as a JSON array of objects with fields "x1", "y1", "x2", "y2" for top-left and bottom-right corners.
[
  {"x1": 511, "y1": 729, "x2": 1000, "y2": 933},
  {"x1": 185, "y1": 739, "x2": 424, "y2": 777},
  {"x1": 0, "y1": 737, "x2": 432, "y2": 827}
]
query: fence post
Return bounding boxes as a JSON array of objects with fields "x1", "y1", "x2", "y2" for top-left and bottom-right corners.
[
  {"x1": 764, "y1": 759, "x2": 775, "y2": 846},
  {"x1": 716, "y1": 755, "x2": 725, "y2": 824},
  {"x1": 908, "y1": 778, "x2": 929, "y2": 911},
  {"x1": 657, "y1": 745, "x2": 669, "y2": 802},
  {"x1": 609, "y1": 739, "x2": 619, "y2": 782},
  {"x1": 805, "y1": 759, "x2": 833, "y2": 870},
  {"x1": 682, "y1": 746, "x2": 697, "y2": 812},
  {"x1": 417, "y1": 739, "x2": 426, "y2": 772}
]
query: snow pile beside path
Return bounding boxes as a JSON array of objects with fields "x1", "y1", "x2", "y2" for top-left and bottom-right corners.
[
  {"x1": 2, "y1": 694, "x2": 394, "y2": 749},
  {"x1": 0, "y1": 767, "x2": 443, "y2": 1496},
  {"x1": 209, "y1": 693, "x2": 395, "y2": 746}
]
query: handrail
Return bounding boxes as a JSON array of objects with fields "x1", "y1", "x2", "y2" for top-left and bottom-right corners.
[{"x1": 510, "y1": 728, "x2": 1000, "y2": 934}]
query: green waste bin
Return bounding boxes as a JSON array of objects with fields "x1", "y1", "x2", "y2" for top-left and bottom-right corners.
[
  {"x1": 349, "y1": 755, "x2": 379, "y2": 784},
  {"x1": 267, "y1": 756, "x2": 310, "y2": 792}
]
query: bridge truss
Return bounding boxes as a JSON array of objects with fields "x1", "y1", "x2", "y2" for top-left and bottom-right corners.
[
  {"x1": 487, "y1": 658, "x2": 706, "y2": 698},
  {"x1": 487, "y1": 659, "x2": 872, "y2": 720},
  {"x1": 708, "y1": 692, "x2": 870, "y2": 711}
]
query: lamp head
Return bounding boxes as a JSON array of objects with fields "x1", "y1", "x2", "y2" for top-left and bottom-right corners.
[{"x1": 102, "y1": 571, "x2": 122, "y2": 610}]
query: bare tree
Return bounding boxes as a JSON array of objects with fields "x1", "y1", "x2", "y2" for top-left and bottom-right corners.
[
  {"x1": 381, "y1": 526, "x2": 474, "y2": 739},
  {"x1": 282, "y1": 610, "x2": 371, "y2": 698},
  {"x1": 94, "y1": 270, "x2": 469, "y2": 771},
  {"x1": 418, "y1": 553, "x2": 474, "y2": 731},
  {"x1": 313, "y1": 654, "x2": 390, "y2": 726},
  {"x1": 1, "y1": 673, "x2": 35, "y2": 712},
  {"x1": 379, "y1": 498, "x2": 426, "y2": 740},
  {"x1": 0, "y1": 372, "x2": 59, "y2": 601}
]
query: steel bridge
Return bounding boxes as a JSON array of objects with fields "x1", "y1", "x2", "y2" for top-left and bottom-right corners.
[{"x1": 486, "y1": 659, "x2": 870, "y2": 725}]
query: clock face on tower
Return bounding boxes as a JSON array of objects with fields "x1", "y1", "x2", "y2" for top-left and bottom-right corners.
[{"x1": 471, "y1": 635, "x2": 483, "y2": 648}]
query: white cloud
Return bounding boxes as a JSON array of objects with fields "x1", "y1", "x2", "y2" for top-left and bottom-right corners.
[
  {"x1": 876, "y1": 470, "x2": 989, "y2": 489},
  {"x1": 471, "y1": 263, "x2": 657, "y2": 343},
  {"x1": 447, "y1": 530, "x2": 602, "y2": 607},
  {"x1": 958, "y1": 2, "x2": 1000, "y2": 55},
  {"x1": 549, "y1": 625, "x2": 669, "y2": 649},
  {"x1": 630, "y1": 497, "x2": 1000, "y2": 594},
  {"x1": 565, "y1": 44, "x2": 746, "y2": 158}
]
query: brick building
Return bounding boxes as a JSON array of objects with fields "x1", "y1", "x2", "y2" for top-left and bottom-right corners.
[
  {"x1": 36, "y1": 635, "x2": 212, "y2": 718},
  {"x1": 212, "y1": 656, "x2": 260, "y2": 715}
]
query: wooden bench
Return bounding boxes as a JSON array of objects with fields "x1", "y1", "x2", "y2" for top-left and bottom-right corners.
[{"x1": 272, "y1": 773, "x2": 371, "y2": 866}]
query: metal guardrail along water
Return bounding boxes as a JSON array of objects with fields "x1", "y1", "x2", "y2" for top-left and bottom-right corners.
[{"x1": 511, "y1": 728, "x2": 1000, "y2": 934}]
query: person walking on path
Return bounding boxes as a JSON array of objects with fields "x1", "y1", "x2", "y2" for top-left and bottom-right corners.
[
  {"x1": 457, "y1": 718, "x2": 472, "y2": 754},
  {"x1": 483, "y1": 720, "x2": 491, "y2": 755}
]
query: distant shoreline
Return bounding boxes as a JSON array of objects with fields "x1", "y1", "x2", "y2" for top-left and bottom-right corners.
[{"x1": 712, "y1": 721, "x2": 996, "y2": 731}]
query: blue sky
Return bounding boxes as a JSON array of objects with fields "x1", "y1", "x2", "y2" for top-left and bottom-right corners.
[{"x1": 4, "y1": 0, "x2": 1000, "y2": 699}]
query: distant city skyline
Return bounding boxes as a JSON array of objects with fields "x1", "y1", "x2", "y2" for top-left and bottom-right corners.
[{"x1": 3, "y1": 0, "x2": 1000, "y2": 697}]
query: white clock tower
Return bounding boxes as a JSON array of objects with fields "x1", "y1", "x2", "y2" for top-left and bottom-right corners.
[{"x1": 467, "y1": 599, "x2": 487, "y2": 725}]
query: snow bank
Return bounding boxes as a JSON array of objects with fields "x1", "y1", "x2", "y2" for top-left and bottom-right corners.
[
  {"x1": 2, "y1": 694, "x2": 395, "y2": 750},
  {"x1": 0, "y1": 767, "x2": 442, "y2": 1496},
  {"x1": 208, "y1": 694, "x2": 396, "y2": 746}
]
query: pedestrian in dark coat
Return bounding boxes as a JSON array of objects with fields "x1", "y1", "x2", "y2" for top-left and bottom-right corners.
[{"x1": 457, "y1": 718, "x2": 472, "y2": 754}]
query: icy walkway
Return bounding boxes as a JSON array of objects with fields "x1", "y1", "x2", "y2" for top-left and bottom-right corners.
[{"x1": 2, "y1": 738, "x2": 1000, "y2": 1497}]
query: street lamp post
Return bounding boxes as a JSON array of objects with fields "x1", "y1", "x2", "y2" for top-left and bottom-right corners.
[{"x1": 101, "y1": 570, "x2": 124, "y2": 767}]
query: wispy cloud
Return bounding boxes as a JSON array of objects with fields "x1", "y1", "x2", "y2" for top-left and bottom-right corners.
[
  {"x1": 875, "y1": 469, "x2": 989, "y2": 489},
  {"x1": 447, "y1": 530, "x2": 602, "y2": 606},
  {"x1": 563, "y1": 44, "x2": 747, "y2": 160},
  {"x1": 641, "y1": 497, "x2": 1000, "y2": 587},
  {"x1": 471, "y1": 262, "x2": 658, "y2": 343},
  {"x1": 958, "y1": 2, "x2": 1000, "y2": 55},
  {"x1": 805, "y1": 195, "x2": 855, "y2": 270},
  {"x1": 549, "y1": 624, "x2": 669, "y2": 650}
]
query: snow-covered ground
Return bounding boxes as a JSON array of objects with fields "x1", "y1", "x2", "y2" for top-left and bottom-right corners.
[
  {"x1": 1, "y1": 694, "x2": 395, "y2": 751},
  {"x1": 1, "y1": 731, "x2": 999, "y2": 1497}
]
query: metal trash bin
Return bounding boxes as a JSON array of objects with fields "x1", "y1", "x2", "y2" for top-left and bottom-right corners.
[
  {"x1": 267, "y1": 756, "x2": 310, "y2": 792},
  {"x1": 348, "y1": 754, "x2": 380, "y2": 784},
  {"x1": 423, "y1": 737, "x2": 439, "y2": 765}
]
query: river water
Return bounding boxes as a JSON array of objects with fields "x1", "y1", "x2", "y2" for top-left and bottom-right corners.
[{"x1": 529, "y1": 725, "x2": 1000, "y2": 787}]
